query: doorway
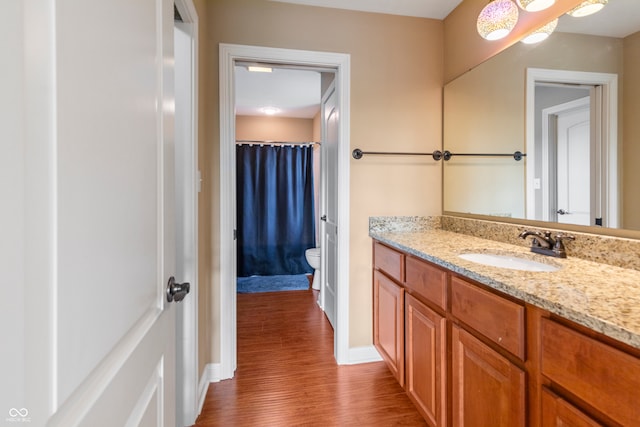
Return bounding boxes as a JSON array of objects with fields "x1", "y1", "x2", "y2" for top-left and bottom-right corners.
[
  {"x1": 234, "y1": 65, "x2": 322, "y2": 295},
  {"x1": 219, "y1": 44, "x2": 351, "y2": 379},
  {"x1": 525, "y1": 68, "x2": 619, "y2": 228}
]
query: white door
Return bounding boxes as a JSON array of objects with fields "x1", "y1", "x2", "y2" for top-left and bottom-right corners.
[
  {"x1": 555, "y1": 101, "x2": 592, "y2": 226},
  {"x1": 4, "y1": 1, "x2": 180, "y2": 425},
  {"x1": 320, "y1": 83, "x2": 339, "y2": 330}
]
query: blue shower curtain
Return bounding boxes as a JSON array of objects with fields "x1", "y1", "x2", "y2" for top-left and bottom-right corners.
[{"x1": 236, "y1": 144, "x2": 315, "y2": 277}]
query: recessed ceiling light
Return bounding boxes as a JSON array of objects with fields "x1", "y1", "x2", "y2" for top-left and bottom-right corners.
[
  {"x1": 247, "y1": 65, "x2": 273, "y2": 73},
  {"x1": 261, "y1": 106, "x2": 280, "y2": 115}
]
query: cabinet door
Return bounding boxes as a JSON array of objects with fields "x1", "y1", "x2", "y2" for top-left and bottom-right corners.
[
  {"x1": 541, "y1": 388, "x2": 603, "y2": 427},
  {"x1": 405, "y1": 294, "x2": 446, "y2": 427},
  {"x1": 452, "y1": 326, "x2": 525, "y2": 427},
  {"x1": 374, "y1": 271, "x2": 404, "y2": 386}
]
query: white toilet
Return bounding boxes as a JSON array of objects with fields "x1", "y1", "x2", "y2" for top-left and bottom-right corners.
[{"x1": 305, "y1": 248, "x2": 321, "y2": 290}]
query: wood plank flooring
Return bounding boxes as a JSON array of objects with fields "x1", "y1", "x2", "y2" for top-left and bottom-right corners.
[{"x1": 195, "y1": 289, "x2": 426, "y2": 426}]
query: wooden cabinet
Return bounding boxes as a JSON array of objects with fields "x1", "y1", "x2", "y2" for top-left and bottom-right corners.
[
  {"x1": 405, "y1": 255, "x2": 447, "y2": 310},
  {"x1": 451, "y1": 276, "x2": 525, "y2": 360},
  {"x1": 372, "y1": 239, "x2": 640, "y2": 427},
  {"x1": 373, "y1": 270, "x2": 404, "y2": 386},
  {"x1": 374, "y1": 241, "x2": 404, "y2": 282},
  {"x1": 452, "y1": 325, "x2": 526, "y2": 427},
  {"x1": 405, "y1": 293, "x2": 446, "y2": 427},
  {"x1": 540, "y1": 318, "x2": 640, "y2": 426},
  {"x1": 541, "y1": 388, "x2": 603, "y2": 427}
]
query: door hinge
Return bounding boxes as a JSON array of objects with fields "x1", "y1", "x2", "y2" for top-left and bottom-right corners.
[
  {"x1": 233, "y1": 229, "x2": 237, "y2": 240},
  {"x1": 595, "y1": 217, "x2": 603, "y2": 226}
]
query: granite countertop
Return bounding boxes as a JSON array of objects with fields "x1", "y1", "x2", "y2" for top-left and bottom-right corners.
[{"x1": 370, "y1": 228, "x2": 640, "y2": 350}]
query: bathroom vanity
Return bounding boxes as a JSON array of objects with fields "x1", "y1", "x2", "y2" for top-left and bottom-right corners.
[{"x1": 370, "y1": 218, "x2": 640, "y2": 427}]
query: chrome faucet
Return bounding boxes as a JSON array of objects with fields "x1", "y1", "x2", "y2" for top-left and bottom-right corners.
[{"x1": 519, "y1": 230, "x2": 575, "y2": 258}]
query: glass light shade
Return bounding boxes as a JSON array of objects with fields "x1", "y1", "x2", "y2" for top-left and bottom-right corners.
[
  {"x1": 516, "y1": 0, "x2": 555, "y2": 12},
  {"x1": 477, "y1": 0, "x2": 520, "y2": 41},
  {"x1": 521, "y1": 18, "x2": 558, "y2": 44},
  {"x1": 567, "y1": 0, "x2": 608, "y2": 17}
]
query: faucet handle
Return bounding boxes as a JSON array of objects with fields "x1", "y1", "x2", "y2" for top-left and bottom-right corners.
[
  {"x1": 555, "y1": 233, "x2": 575, "y2": 243},
  {"x1": 553, "y1": 234, "x2": 575, "y2": 255}
]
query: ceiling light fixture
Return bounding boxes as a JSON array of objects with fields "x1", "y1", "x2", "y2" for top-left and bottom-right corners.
[
  {"x1": 261, "y1": 106, "x2": 280, "y2": 115},
  {"x1": 520, "y1": 18, "x2": 558, "y2": 44},
  {"x1": 516, "y1": 0, "x2": 555, "y2": 12},
  {"x1": 477, "y1": 0, "x2": 520, "y2": 41},
  {"x1": 566, "y1": 0, "x2": 608, "y2": 17},
  {"x1": 247, "y1": 65, "x2": 273, "y2": 73}
]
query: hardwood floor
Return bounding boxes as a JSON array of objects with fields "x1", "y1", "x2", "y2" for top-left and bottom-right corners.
[{"x1": 195, "y1": 289, "x2": 426, "y2": 426}]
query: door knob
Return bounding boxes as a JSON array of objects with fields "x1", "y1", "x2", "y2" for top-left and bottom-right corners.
[
  {"x1": 320, "y1": 215, "x2": 327, "y2": 221},
  {"x1": 166, "y1": 276, "x2": 190, "y2": 303},
  {"x1": 557, "y1": 209, "x2": 570, "y2": 215}
]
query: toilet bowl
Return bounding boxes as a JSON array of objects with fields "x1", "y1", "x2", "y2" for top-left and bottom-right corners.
[{"x1": 305, "y1": 248, "x2": 321, "y2": 290}]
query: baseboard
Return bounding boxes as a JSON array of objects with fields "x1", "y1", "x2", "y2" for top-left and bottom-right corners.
[
  {"x1": 346, "y1": 345, "x2": 382, "y2": 364},
  {"x1": 197, "y1": 363, "x2": 221, "y2": 414}
]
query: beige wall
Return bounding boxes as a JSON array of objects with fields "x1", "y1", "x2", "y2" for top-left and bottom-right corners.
[
  {"x1": 623, "y1": 31, "x2": 640, "y2": 230},
  {"x1": 195, "y1": 0, "x2": 443, "y2": 371},
  {"x1": 236, "y1": 115, "x2": 316, "y2": 142}
]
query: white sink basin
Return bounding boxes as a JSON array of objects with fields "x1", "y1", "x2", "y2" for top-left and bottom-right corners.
[{"x1": 458, "y1": 253, "x2": 560, "y2": 272}]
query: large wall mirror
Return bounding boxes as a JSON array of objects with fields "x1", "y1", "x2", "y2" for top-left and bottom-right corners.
[{"x1": 443, "y1": 0, "x2": 640, "y2": 234}]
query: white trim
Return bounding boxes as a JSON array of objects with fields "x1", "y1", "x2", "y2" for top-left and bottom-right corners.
[
  {"x1": 525, "y1": 68, "x2": 618, "y2": 227},
  {"x1": 22, "y1": 0, "x2": 59, "y2": 417},
  {"x1": 197, "y1": 363, "x2": 221, "y2": 415},
  {"x1": 173, "y1": 1, "x2": 199, "y2": 425},
  {"x1": 347, "y1": 346, "x2": 383, "y2": 364},
  {"x1": 219, "y1": 44, "x2": 352, "y2": 374}
]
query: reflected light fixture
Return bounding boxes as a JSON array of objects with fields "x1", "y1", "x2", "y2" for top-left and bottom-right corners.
[
  {"x1": 567, "y1": 0, "x2": 608, "y2": 17},
  {"x1": 516, "y1": 0, "x2": 555, "y2": 12},
  {"x1": 521, "y1": 18, "x2": 558, "y2": 43},
  {"x1": 477, "y1": 0, "x2": 520, "y2": 41}
]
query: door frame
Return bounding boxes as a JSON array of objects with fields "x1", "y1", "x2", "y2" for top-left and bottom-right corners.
[
  {"x1": 219, "y1": 44, "x2": 351, "y2": 378},
  {"x1": 174, "y1": 0, "x2": 199, "y2": 425},
  {"x1": 525, "y1": 68, "x2": 618, "y2": 227}
]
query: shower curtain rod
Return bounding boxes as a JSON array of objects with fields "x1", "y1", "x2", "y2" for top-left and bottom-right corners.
[{"x1": 236, "y1": 139, "x2": 320, "y2": 146}]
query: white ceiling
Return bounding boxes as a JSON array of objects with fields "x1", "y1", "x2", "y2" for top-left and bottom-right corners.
[
  {"x1": 236, "y1": 0, "x2": 640, "y2": 119},
  {"x1": 235, "y1": 66, "x2": 321, "y2": 118},
  {"x1": 269, "y1": 0, "x2": 463, "y2": 20}
]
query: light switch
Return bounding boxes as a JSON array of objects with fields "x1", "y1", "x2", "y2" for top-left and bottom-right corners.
[{"x1": 534, "y1": 178, "x2": 541, "y2": 190}]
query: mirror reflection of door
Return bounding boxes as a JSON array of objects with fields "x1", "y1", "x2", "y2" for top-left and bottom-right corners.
[
  {"x1": 543, "y1": 96, "x2": 592, "y2": 226},
  {"x1": 527, "y1": 69, "x2": 619, "y2": 228}
]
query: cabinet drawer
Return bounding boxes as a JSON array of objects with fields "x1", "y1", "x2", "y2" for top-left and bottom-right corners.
[
  {"x1": 405, "y1": 256, "x2": 447, "y2": 310},
  {"x1": 374, "y1": 241, "x2": 404, "y2": 282},
  {"x1": 451, "y1": 276, "x2": 525, "y2": 359},
  {"x1": 541, "y1": 318, "x2": 640, "y2": 426},
  {"x1": 541, "y1": 388, "x2": 602, "y2": 427}
]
